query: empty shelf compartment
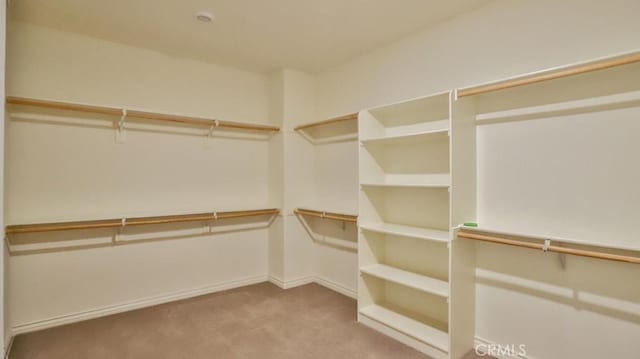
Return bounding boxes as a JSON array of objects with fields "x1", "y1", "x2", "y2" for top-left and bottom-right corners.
[
  {"x1": 360, "y1": 304, "x2": 449, "y2": 352},
  {"x1": 360, "y1": 264, "x2": 449, "y2": 298}
]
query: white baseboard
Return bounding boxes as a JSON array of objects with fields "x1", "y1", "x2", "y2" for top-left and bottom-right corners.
[
  {"x1": 11, "y1": 274, "x2": 356, "y2": 337},
  {"x1": 268, "y1": 275, "x2": 286, "y2": 288},
  {"x1": 314, "y1": 276, "x2": 357, "y2": 299},
  {"x1": 4, "y1": 335, "x2": 14, "y2": 359},
  {"x1": 268, "y1": 275, "x2": 314, "y2": 289},
  {"x1": 474, "y1": 336, "x2": 534, "y2": 359},
  {"x1": 268, "y1": 275, "x2": 356, "y2": 299},
  {"x1": 12, "y1": 274, "x2": 269, "y2": 335}
]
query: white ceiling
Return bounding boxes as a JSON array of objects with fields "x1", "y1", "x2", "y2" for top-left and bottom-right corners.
[{"x1": 10, "y1": 0, "x2": 488, "y2": 73}]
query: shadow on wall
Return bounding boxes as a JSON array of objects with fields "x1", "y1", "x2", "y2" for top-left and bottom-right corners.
[
  {"x1": 7, "y1": 215, "x2": 277, "y2": 255},
  {"x1": 474, "y1": 241, "x2": 640, "y2": 325},
  {"x1": 295, "y1": 214, "x2": 357, "y2": 252}
]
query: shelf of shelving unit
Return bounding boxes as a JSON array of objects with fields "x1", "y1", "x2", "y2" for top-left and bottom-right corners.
[
  {"x1": 359, "y1": 305, "x2": 449, "y2": 353},
  {"x1": 360, "y1": 126, "x2": 449, "y2": 146},
  {"x1": 361, "y1": 173, "x2": 451, "y2": 188},
  {"x1": 358, "y1": 90, "x2": 466, "y2": 357},
  {"x1": 361, "y1": 264, "x2": 449, "y2": 298},
  {"x1": 363, "y1": 118, "x2": 449, "y2": 139},
  {"x1": 359, "y1": 222, "x2": 449, "y2": 243},
  {"x1": 361, "y1": 181, "x2": 450, "y2": 189}
]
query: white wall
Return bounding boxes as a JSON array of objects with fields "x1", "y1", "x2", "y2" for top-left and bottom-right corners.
[
  {"x1": 316, "y1": 0, "x2": 640, "y2": 117},
  {"x1": 5, "y1": 21, "x2": 275, "y2": 333},
  {"x1": 267, "y1": 71, "x2": 286, "y2": 282},
  {"x1": 473, "y1": 73, "x2": 640, "y2": 358},
  {"x1": 268, "y1": 69, "x2": 316, "y2": 287},
  {"x1": 7, "y1": 23, "x2": 270, "y2": 124},
  {"x1": 312, "y1": 140, "x2": 359, "y2": 295},
  {"x1": 281, "y1": 70, "x2": 316, "y2": 284},
  {"x1": 0, "y1": 0, "x2": 6, "y2": 350},
  {"x1": 268, "y1": 68, "x2": 358, "y2": 295},
  {"x1": 315, "y1": 0, "x2": 640, "y2": 358}
]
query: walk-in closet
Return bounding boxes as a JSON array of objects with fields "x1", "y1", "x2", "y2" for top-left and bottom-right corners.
[{"x1": 0, "y1": 1, "x2": 638, "y2": 358}]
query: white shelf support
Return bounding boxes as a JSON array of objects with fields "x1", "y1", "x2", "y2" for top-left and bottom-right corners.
[
  {"x1": 114, "y1": 217, "x2": 126, "y2": 242},
  {"x1": 115, "y1": 108, "x2": 127, "y2": 143}
]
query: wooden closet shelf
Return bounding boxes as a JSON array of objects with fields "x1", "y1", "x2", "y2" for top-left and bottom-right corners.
[
  {"x1": 294, "y1": 113, "x2": 358, "y2": 131},
  {"x1": 5, "y1": 209, "x2": 280, "y2": 235},
  {"x1": 457, "y1": 229, "x2": 640, "y2": 264},
  {"x1": 294, "y1": 208, "x2": 358, "y2": 223},
  {"x1": 457, "y1": 51, "x2": 640, "y2": 97},
  {"x1": 6, "y1": 96, "x2": 280, "y2": 133}
]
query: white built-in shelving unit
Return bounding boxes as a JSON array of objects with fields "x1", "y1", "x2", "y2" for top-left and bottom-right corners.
[
  {"x1": 357, "y1": 91, "x2": 477, "y2": 358},
  {"x1": 356, "y1": 50, "x2": 640, "y2": 359}
]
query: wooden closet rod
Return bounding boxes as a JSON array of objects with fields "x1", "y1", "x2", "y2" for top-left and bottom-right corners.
[
  {"x1": 458, "y1": 52, "x2": 640, "y2": 97},
  {"x1": 457, "y1": 231, "x2": 640, "y2": 265},
  {"x1": 294, "y1": 113, "x2": 359, "y2": 131},
  {"x1": 294, "y1": 208, "x2": 358, "y2": 223},
  {"x1": 6, "y1": 96, "x2": 280, "y2": 133},
  {"x1": 6, "y1": 209, "x2": 280, "y2": 235}
]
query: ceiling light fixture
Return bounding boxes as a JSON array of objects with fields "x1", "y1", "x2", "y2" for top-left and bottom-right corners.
[{"x1": 195, "y1": 11, "x2": 214, "y2": 22}]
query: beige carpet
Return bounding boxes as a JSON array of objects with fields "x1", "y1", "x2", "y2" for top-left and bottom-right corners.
[{"x1": 10, "y1": 282, "x2": 446, "y2": 359}]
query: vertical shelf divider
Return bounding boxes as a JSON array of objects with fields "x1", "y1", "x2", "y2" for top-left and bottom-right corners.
[{"x1": 448, "y1": 92, "x2": 478, "y2": 359}]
